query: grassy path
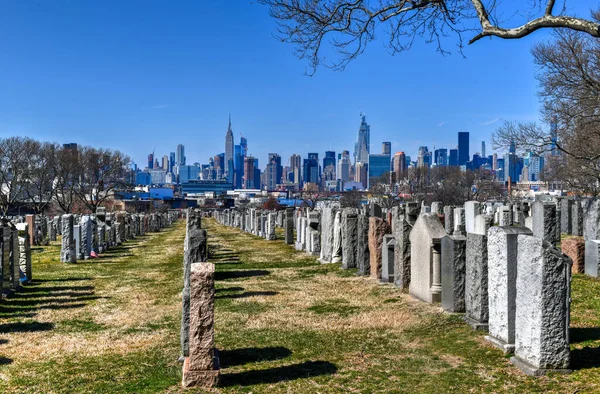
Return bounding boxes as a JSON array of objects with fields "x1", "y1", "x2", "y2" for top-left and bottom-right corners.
[{"x1": 1, "y1": 218, "x2": 599, "y2": 393}]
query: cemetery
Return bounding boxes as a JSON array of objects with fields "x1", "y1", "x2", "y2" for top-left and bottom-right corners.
[{"x1": 0, "y1": 198, "x2": 599, "y2": 392}]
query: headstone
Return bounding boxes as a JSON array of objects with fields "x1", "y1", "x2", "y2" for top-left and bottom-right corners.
[
  {"x1": 498, "y1": 207, "x2": 512, "y2": 226},
  {"x1": 266, "y1": 212, "x2": 276, "y2": 240},
  {"x1": 81, "y1": 216, "x2": 92, "y2": 259},
  {"x1": 381, "y1": 235, "x2": 395, "y2": 283},
  {"x1": 284, "y1": 208, "x2": 294, "y2": 245},
  {"x1": 181, "y1": 263, "x2": 219, "y2": 388},
  {"x1": 571, "y1": 201, "x2": 583, "y2": 236},
  {"x1": 443, "y1": 205, "x2": 454, "y2": 235},
  {"x1": 453, "y1": 207, "x2": 465, "y2": 236},
  {"x1": 16, "y1": 224, "x2": 32, "y2": 283},
  {"x1": 1, "y1": 225, "x2": 11, "y2": 295},
  {"x1": 532, "y1": 202, "x2": 558, "y2": 245},
  {"x1": 485, "y1": 226, "x2": 533, "y2": 353},
  {"x1": 356, "y1": 214, "x2": 370, "y2": 276},
  {"x1": 392, "y1": 206, "x2": 412, "y2": 290},
  {"x1": 368, "y1": 217, "x2": 390, "y2": 280},
  {"x1": 25, "y1": 215, "x2": 35, "y2": 246},
  {"x1": 341, "y1": 208, "x2": 358, "y2": 269},
  {"x1": 441, "y1": 233, "x2": 466, "y2": 313},
  {"x1": 319, "y1": 208, "x2": 336, "y2": 264},
  {"x1": 331, "y1": 211, "x2": 342, "y2": 263},
  {"x1": 409, "y1": 213, "x2": 445, "y2": 303},
  {"x1": 464, "y1": 214, "x2": 493, "y2": 331},
  {"x1": 181, "y1": 210, "x2": 207, "y2": 359},
  {"x1": 560, "y1": 198, "x2": 573, "y2": 235},
  {"x1": 370, "y1": 204, "x2": 382, "y2": 218},
  {"x1": 73, "y1": 225, "x2": 83, "y2": 260},
  {"x1": 10, "y1": 227, "x2": 20, "y2": 290},
  {"x1": 585, "y1": 240, "x2": 600, "y2": 277},
  {"x1": 431, "y1": 202, "x2": 443, "y2": 215},
  {"x1": 510, "y1": 235, "x2": 571, "y2": 376},
  {"x1": 465, "y1": 201, "x2": 482, "y2": 234},
  {"x1": 583, "y1": 199, "x2": 600, "y2": 241},
  {"x1": 60, "y1": 215, "x2": 76, "y2": 264},
  {"x1": 562, "y1": 237, "x2": 585, "y2": 274}
]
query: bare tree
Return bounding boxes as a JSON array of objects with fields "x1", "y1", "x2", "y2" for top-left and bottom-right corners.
[
  {"x1": 0, "y1": 137, "x2": 30, "y2": 215},
  {"x1": 340, "y1": 188, "x2": 363, "y2": 208},
  {"x1": 73, "y1": 147, "x2": 132, "y2": 212},
  {"x1": 52, "y1": 146, "x2": 80, "y2": 214},
  {"x1": 493, "y1": 21, "x2": 600, "y2": 195},
  {"x1": 259, "y1": 1, "x2": 600, "y2": 74},
  {"x1": 22, "y1": 141, "x2": 58, "y2": 214}
]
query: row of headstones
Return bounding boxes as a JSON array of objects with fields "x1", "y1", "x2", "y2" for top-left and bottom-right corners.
[
  {"x1": 212, "y1": 208, "x2": 280, "y2": 241},
  {"x1": 286, "y1": 199, "x2": 576, "y2": 376},
  {"x1": 0, "y1": 218, "x2": 33, "y2": 298},
  {"x1": 59, "y1": 211, "x2": 178, "y2": 263},
  {"x1": 179, "y1": 209, "x2": 218, "y2": 388}
]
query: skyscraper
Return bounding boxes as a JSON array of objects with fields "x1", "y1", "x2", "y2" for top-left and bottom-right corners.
[
  {"x1": 169, "y1": 152, "x2": 176, "y2": 172},
  {"x1": 393, "y1": 151, "x2": 407, "y2": 182},
  {"x1": 243, "y1": 156, "x2": 255, "y2": 189},
  {"x1": 176, "y1": 144, "x2": 186, "y2": 166},
  {"x1": 225, "y1": 115, "x2": 234, "y2": 182},
  {"x1": 148, "y1": 153, "x2": 154, "y2": 169},
  {"x1": 449, "y1": 149, "x2": 458, "y2": 166},
  {"x1": 266, "y1": 153, "x2": 282, "y2": 190},
  {"x1": 382, "y1": 142, "x2": 391, "y2": 155},
  {"x1": 458, "y1": 132, "x2": 470, "y2": 166},
  {"x1": 337, "y1": 150, "x2": 351, "y2": 183},
  {"x1": 303, "y1": 153, "x2": 319, "y2": 184},
  {"x1": 434, "y1": 149, "x2": 448, "y2": 167},
  {"x1": 289, "y1": 154, "x2": 302, "y2": 184},
  {"x1": 162, "y1": 155, "x2": 169, "y2": 170},
  {"x1": 323, "y1": 151, "x2": 336, "y2": 182},
  {"x1": 354, "y1": 114, "x2": 370, "y2": 165},
  {"x1": 481, "y1": 141, "x2": 486, "y2": 158},
  {"x1": 417, "y1": 146, "x2": 431, "y2": 168}
]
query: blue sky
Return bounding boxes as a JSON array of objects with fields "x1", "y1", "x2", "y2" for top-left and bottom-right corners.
[{"x1": 0, "y1": 1, "x2": 595, "y2": 167}]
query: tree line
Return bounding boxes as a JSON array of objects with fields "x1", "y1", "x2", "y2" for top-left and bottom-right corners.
[{"x1": 0, "y1": 137, "x2": 131, "y2": 215}]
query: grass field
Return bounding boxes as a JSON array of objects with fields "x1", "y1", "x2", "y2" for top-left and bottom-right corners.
[{"x1": 0, "y1": 218, "x2": 599, "y2": 393}]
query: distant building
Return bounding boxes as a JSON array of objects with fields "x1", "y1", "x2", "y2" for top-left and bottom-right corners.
[
  {"x1": 417, "y1": 146, "x2": 431, "y2": 168},
  {"x1": 225, "y1": 115, "x2": 234, "y2": 182},
  {"x1": 322, "y1": 151, "x2": 336, "y2": 183},
  {"x1": 289, "y1": 154, "x2": 302, "y2": 184},
  {"x1": 182, "y1": 180, "x2": 233, "y2": 195},
  {"x1": 369, "y1": 154, "x2": 391, "y2": 183},
  {"x1": 169, "y1": 152, "x2": 176, "y2": 172},
  {"x1": 303, "y1": 153, "x2": 320, "y2": 184},
  {"x1": 434, "y1": 149, "x2": 448, "y2": 167},
  {"x1": 179, "y1": 165, "x2": 200, "y2": 183},
  {"x1": 136, "y1": 171, "x2": 151, "y2": 186},
  {"x1": 381, "y1": 142, "x2": 391, "y2": 155},
  {"x1": 523, "y1": 151, "x2": 544, "y2": 182},
  {"x1": 244, "y1": 156, "x2": 256, "y2": 189},
  {"x1": 355, "y1": 162, "x2": 368, "y2": 190},
  {"x1": 162, "y1": 155, "x2": 169, "y2": 170},
  {"x1": 393, "y1": 151, "x2": 407, "y2": 182},
  {"x1": 148, "y1": 153, "x2": 154, "y2": 169},
  {"x1": 176, "y1": 144, "x2": 186, "y2": 166},
  {"x1": 266, "y1": 153, "x2": 282, "y2": 190},
  {"x1": 481, "y1": 141, "x2": 486, "y2": 158},
  {"x1": 458, "y1": 132, "x2": 469, "y2": 166},
  {"x1": 354, "y1": 114, "x2": 370, "y2": 165},
  {"x1": 449, "y1": 149, "x2": 458, "y2": 166},
  {"x1": 63, "y1": 143, "x2": 78, "y2": 151},
  {"x1": 148, "y1": 169, "x2": 167, "y2": 185},
  {"x1": 337, "y1": 150, "x2": 352, "y2": 183}
]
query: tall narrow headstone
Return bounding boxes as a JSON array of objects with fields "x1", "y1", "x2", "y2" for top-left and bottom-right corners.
[
  {"x1": 510, "y1": 235, "x2": 571, "y2": 376},
  {"x1": 485, "y1": 226, "x2": 533, "y2": 353},
  {"x1": 284, "y1": 208, "x2": 294, "y2": 245},
  {"x1": 341, "y1": 208, "x2": 358, "y2": 269},
  {"x1": 441, "y1": 232, "x2": 466, "y2": 313},
  {"x1": 331, "y1": 211, "x2": 342, "y2": 263},
  {"x1": 181, "y1": 263, "x2": 219, "y2": 388},
  {"x1": 356, "y1": 213, "x2": 370, "y2": 276},
  {"x1": 532, "y1": 201, "x2": 558, "y2": 245},
  {"x1": 181, "y1": 210, "x2": 206, "y2": 359},
  {"x1": 392, "y1": 206, "x2": 412, "y2": 290},
  {"x1": 60, "y1": 215, "x2": 76, "y2": 264},
  {"x1": 369, "y1": 217, "x2": 390, "y2": 280},
  {"x1": 381, "y1": 235, "x2": 395, "y2": 283}
]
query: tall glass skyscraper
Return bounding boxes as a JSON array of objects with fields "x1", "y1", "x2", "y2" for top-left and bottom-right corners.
[
  {"x1": 458, "y1": 132, "x2": 469, "y2": 166},
  {"x1": 354, "y1": 114, "x2": 370, "y2": 165},
  {"x1": 225, "y1": 115, "x2": 234, "y2": 182}
]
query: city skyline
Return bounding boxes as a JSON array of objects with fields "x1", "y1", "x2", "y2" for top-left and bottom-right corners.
[{"x1": 0, "y1": 1, "x2": 574, "y2": 167}]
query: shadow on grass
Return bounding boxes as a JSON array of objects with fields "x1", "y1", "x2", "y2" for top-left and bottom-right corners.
[
  {"x1": 571, "y1": 346, "x2": 600, "y2": 369},
  {"x1": 220, "y1": 360, "x2": 337, "y2": 387},
  {"x1": 570, "y1": 327, "x2": 600, "y2": 343},
  {"x1": 29, "y1": 277, "x2": 92, "y2": 284},
  {"x1": 215, "y1": 270, "x2": 270, "y2": 281},
  {"x1": 0, "y1": 357, "x2": 13, "y2": 366},
  {"x1": 0, "y1": 321, "x2": 54, "y2": 332},
  {"x1": 18, "y1": 285, "x2": 95, "y2": 294},
  {"x1": 217, "y1": 291, "x2": 278, "y2": 300},
  {"x1": 216, "y1": 286, "x2": 245, "y2": 293},
  {"x1": 219, "y1": 346, "x2": 292, "y2": 368}
]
